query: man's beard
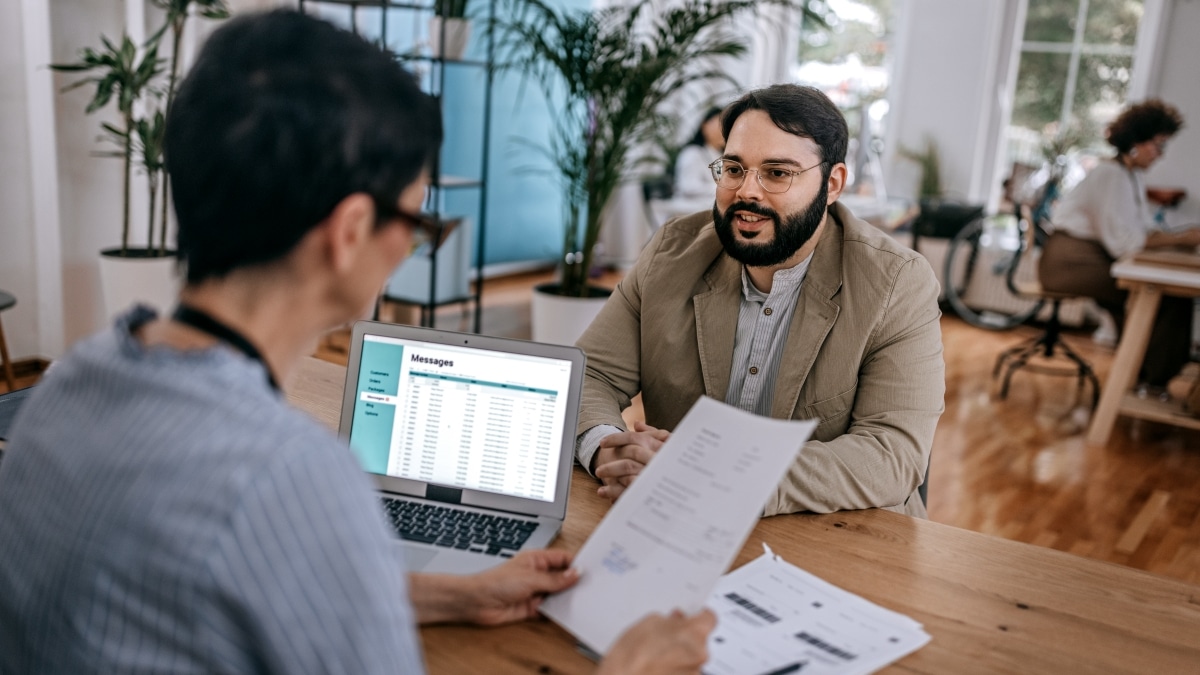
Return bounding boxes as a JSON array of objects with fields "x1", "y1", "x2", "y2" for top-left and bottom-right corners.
[{"x1": 712, "y1": 181, "x2": 828, "y2": 268}]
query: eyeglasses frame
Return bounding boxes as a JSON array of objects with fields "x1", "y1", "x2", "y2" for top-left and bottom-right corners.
[
  {"x1": 707, "y1": 158, "x2": 827, "y2": 194},
  {"x1": 374, "y1": 201, "x2": 443, "y2": 257}
]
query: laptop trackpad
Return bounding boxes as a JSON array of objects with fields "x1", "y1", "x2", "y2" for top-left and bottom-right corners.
[{"x1": 401, "y1": 545, "x2": 439, "y2": 571}]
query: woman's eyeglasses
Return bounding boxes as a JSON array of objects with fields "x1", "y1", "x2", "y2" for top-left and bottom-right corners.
[{"x1": 377, "y1": 204, "x2": 442, "y2": 256}]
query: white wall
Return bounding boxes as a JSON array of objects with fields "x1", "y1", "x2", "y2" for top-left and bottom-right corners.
[
  {"x1": 1145, "y1": 0, "x2": 1200, "y2": 223},
  {"x1": 0, "y1": 1, "x2": 39, "y2": 360},
  {"x1": 51, "y1": 0, "x2": 129, "y2": 351},
  {"x1": 886, "y1": 0, "x2": 1007, "y2": 203}
]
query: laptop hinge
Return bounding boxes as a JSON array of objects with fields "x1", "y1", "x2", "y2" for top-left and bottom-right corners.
[{"x1": 425, "y1": 485, "x2": 462, "y2": 504}]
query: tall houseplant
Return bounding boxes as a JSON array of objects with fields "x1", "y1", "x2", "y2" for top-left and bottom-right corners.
[
  {"x1": 150, "y1": 0, "x2": 231, "y2": 252},
  {"x1": 51, "y1": 2, "x2": 229, "y2": 317},
  {"x1": 494, "y1": 0, "x2": 792, "y2": 299},
  {"x1": 52, "y1": 1, "x2": 229, "y2": 258},
  {"x1": 51, "y1": 35, "x2": 163, "y2": 256}
]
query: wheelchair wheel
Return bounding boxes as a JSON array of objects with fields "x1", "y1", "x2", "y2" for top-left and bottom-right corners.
[{"x1": 942, "y1": 213, "x2": 1044, "y2": 330}]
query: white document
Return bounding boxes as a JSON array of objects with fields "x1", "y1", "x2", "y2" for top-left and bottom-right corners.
[
  {"x1": 540, "y1": 396, "x2": 815, "y2": 654},
  {"x1": 703, "y1": 546, "x2": 931, "y2": 675}
]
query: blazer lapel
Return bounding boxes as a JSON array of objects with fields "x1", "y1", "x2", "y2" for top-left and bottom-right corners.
[
  {"x1": 694, "y1": 253, "x2": 742, "y2": 400},
  {"x1": 771, "y1": 213, "x2": 844, "y2": 419}
]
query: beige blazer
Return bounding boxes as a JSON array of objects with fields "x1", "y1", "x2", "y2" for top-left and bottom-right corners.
[{"x1": 576, "y1": 203, "x2": 945, "y2": 518}]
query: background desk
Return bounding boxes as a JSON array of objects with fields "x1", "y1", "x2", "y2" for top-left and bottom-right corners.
[
  {"x1": 290, "y1": 357, "x2": 1200, "y2": 673},
  {"x1": 1086, "y1": 255, "x2": 1200, "y2": 445}
]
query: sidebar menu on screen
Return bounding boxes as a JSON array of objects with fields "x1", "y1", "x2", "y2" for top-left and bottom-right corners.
[{"x1": 348, "y1": 339, "x2": 404, "y2": 474}]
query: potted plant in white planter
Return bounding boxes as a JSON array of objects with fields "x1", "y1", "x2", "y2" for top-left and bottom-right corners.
[
  {"x1": 50, "y1": 0, "x2": 228, "y2": 318},
  {"x1": 431, "y1": 0, "x2": 471, "y2": 60},
  {"x1": 493, "y1": 0, "x2": 793, "y2": 345}
]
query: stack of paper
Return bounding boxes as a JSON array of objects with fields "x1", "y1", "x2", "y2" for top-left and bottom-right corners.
[
  {"x1": 703, "y1": 545, "x2": 930, "y2": 675},
  {"x1": 540, "y1": 396, "x2": 816, "y2": 654}
]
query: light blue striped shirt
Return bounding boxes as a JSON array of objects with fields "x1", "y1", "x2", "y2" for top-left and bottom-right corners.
[{"x1": 0, "y1": 307, "x2": 424, "y2": 674}]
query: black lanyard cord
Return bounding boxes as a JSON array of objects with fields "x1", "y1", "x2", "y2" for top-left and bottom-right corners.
[{"x1": 171, "y1": 305, "x2": 280, "y2": 392}]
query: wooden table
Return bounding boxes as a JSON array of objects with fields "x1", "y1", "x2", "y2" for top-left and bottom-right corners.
[
  {"x1": 1086, "y1": 253, "x2": 1200, "y2": 446},
  {"x1": 289, "y1": 357, "x2": 1200, "y2": 674}
]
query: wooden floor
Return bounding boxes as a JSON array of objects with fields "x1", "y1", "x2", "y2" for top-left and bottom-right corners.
[{"x1": 318, "y1": 269, "x2": 1200, "y2": 585}]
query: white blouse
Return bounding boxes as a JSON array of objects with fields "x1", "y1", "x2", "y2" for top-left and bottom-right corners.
[
  {"x1": 674, "y1": 143, "x2": 722, "y2": 199},
  {"x1": 1047, "y1": 159, "x2": 1158, "y2": 258}
]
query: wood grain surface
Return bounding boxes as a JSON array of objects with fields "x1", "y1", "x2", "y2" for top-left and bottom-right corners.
[{"x1": 288, "y1": 356, "x2": 1200, "y2": 674}]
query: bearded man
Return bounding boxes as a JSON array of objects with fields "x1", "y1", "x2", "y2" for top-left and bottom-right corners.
[{"x1": 575, "y1": 84, "x2": 944, "y2": 518}]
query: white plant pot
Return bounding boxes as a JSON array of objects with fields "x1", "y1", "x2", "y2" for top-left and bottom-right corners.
[
  {"x1": 530, "y1": 283, "x2": 611, "y2": 346},
  {"x1": 98, "y1": 248, "x2": 181, "y2": 320},
  {"x1": 429, "y1": 17, "x2": 471, "y2": 60}
]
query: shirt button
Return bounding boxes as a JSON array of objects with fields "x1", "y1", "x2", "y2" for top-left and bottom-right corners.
[
  {"x1": 764, "y1": 307, "x2": 773, "y2": 316},
  {"x1": 749, "y1": 366, "x2": 759, "y2": 375}
]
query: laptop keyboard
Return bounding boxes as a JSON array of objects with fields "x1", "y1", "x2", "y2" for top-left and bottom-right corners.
[{"x1": 380, "y1": 497, "x2": 538, "y2": 558}]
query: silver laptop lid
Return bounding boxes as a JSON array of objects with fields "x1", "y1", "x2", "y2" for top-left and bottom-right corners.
[{"x1": 339, "y1": 321, "x2": 585, "y2": 520}]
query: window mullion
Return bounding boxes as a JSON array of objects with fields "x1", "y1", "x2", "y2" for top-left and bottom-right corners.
[{"x1": 1060, "y1": 0, "x2": 1091, "y2": 127}]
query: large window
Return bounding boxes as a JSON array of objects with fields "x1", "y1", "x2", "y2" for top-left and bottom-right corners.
[
  {"x1": 796, "y1": 0, "x2": 898, "y2": 197},
  {"x1": 1007, "y1": 0, "x2": 1144, "y2": 170}
]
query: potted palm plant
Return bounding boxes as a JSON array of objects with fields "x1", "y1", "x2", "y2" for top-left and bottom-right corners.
[
  {"x1": 50, "y1": 1, "x2": 228, "y2": 317},
  {"x1": 51, "y1": 34, "x2": 172, "y2": 318},
  {"x1": 493, "y1": 0, "x2": 793, "y2": 344},
  {"x1": 431, "y1": 0, "x2": 471, "y2": 60}
]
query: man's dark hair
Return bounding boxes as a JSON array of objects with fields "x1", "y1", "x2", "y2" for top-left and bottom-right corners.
[
  {"x1": 1105, "y1": 99, "x2": 1184, "y2": 155},
  {"x1": 721, "y1": 84, "x2": 847, "y2": 180},
  {"x1": 166, "y1": 10, "x2": 443, "y2": 284}
]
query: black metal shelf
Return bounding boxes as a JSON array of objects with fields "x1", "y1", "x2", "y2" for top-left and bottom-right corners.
[
  {"x1": 299, "y1": 0, "x2": 494, "y2": 333},
  {"x1": 398, "y1": 54, "x2": 491, "y2": 69},
  {"x1": 435, "y1": 175, "x2": 484, "y2": 189}
]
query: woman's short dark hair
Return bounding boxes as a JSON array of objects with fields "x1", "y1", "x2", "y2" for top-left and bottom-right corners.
[
  {"x1": 721, "y1": 85, "x2": 847, "y2": 179},
  {"x1": 688, "y1": 106, "x2": 724, "y2": 147},
  {"x1": 166, "y1": 10, "x2": 443, "y2": 284},
  {"x1": 1105, "y1": 99, "x2": 1183, "y2": 155}
]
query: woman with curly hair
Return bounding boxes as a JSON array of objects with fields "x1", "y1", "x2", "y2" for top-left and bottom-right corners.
[{"x1": 1040, "y1": 99, "x2": 1200, "y2": 392}]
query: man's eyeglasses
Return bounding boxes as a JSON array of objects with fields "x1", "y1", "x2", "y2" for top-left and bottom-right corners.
[{"x1": 708, "y1": 158, "x2": 825, "y2": 194}]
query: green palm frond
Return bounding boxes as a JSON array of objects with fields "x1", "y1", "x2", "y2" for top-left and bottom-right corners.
[
  {"x1": 150, "y1": 0, "x2": 231, "y2": 25},
  {"x1": 51, "y1": 33, "x2": 165, "y2": 252},
  {"x1": 148, "y1": 1, "x2": 230, "y2": 251},
  {"x1": 493, "y1": 0, "x2": 796, "y2": 295}
]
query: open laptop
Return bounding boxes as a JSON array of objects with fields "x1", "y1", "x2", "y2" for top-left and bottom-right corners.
[{"x1": 338, "y1": 320, "x2": 586, "y2": 574}]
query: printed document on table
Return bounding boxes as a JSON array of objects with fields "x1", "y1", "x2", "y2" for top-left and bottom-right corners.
[
  {"x1": 703, "y1": 546, "x2": 931, "y2": 675},
  {"x1": 540, "y1": 396, "x2": 815, "y2": 654}
]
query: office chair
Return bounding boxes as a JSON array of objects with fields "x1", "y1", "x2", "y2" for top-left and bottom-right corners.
[
  {"x1": 992, "y1": 284, "x2": 1101, "y2": 408},
  {"x1": 990, "y1": 172, "x2": 1100, "y2": 408}
]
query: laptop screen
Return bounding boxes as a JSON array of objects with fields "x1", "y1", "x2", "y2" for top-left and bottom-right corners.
[{"x1": 347, "y1": 333, "x2": 574, "y2": 503}]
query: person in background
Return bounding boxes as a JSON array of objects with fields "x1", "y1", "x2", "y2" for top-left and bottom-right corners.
[
  {"x1": 1040, "y1": 99, "x2": 1200, "y2": 393},
  {"x1": 0, "y1": 11, "x2": 714, "y2": 673},
  {"x1": 576, "y1": 84, "x2": 944, "y2": 518},
  {"x1": 674, "y1": 106, "x2": 726, "y2": 199}
]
